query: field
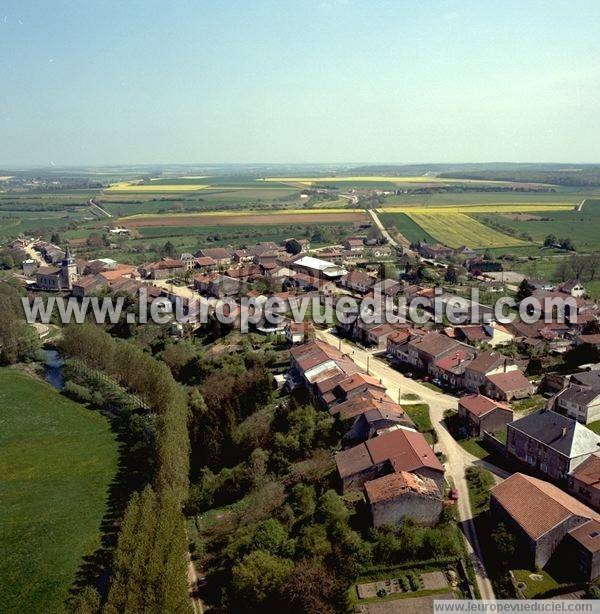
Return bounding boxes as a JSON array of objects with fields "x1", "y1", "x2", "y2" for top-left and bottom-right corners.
[
  {"x1": 260, "y1": 176, "x2": 540, "y2": 186},
  {"x1": 0, "y1": 369, "x2": 118, "y2": 613},
  {"x1": 105, "y1": 181, "x2": 210, "y2": 192},
  {"x1": 119, "y1": 209, "x2": 367, "y2": 227},
  {"x1": 378, "y1": 203, "x2": 576, "y2": 214},
  {"x1": 405, "y1": 213, "x2": 528, "y2": 248}
]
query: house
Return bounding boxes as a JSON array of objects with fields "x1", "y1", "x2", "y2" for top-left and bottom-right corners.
[
  {"x1": 559, "y1": 279, "x2": 586, "y2": 298},
  {"x1": 386, "y1": 328, "x2": 425, "y2": 363},
  {"x1": 284, "y1": 321, "x2": 315, "y2": 345},
  {"x1": 431, "y1": 347, "x2": 475, "y2": 389},
  {"x1": 71, "y1": 274, "x2": 108, "y2": 299},
  {"x1": 180, "y1": 253, "x2": 195, "y2": 271},
  {"x1": 364, "y1": 323, "x2": 407, "y2": 351},
  {"x1": 232, "y1": 249, "x2": 253, "y2": 263},
  {"x1": 22, "y1": 259, "x2": 38, "y2": 276},
  {"x1": 563, "y1": 519, "x2": 600, "y2": 583},
  {"x1": 195, "y1": 256, "x2": 218, "y2": 272},
  {"x1": 554, "y1": 385, "x2": 600, "y2": 425},
  {"x1": 195, "y1": 247, "x2": 232, "y2": 266},
  {"x1": 139, "y1": 258, "x2": 186, "y2": 280},
  {"x1": 405, "y1": 332, "x2": 461, "y2": 371},
  {"x1": 490, "y1": 472, "x2": 600, "y2": 574},
  {"x1": 506, "y1": 410, "x2": 600, "y2": 481},
  {"x1": 417, "y1": 242, "x2": 455, "y2": 260},
  {"x1": 335, "y1": 427, "x2": 445, "y2": 494},
  {"x1": 365, "y1": 471, "x2": 443, "y2": 527},
  {"x1": 341, "y1": 269, "x2": 376, "y2": 294},
  {"x1": 332, "y1": 373, "x2": 387, "y2": 403},
  {"x1": 343, "y1": 236, "x2": 366, "y2": 252},
  {"x1": 457, "y1": 394, "x2": 513, "y2": 437},
  {"x1": 463, "y1": 351, "x2": 518, "y2": 393},
  {"x1": 207, "y1": 274, "x2": 241, "y2": 298},
  {"x1": 485, "y1": 370, "x2": 535, "y2": 401},
  {"x1": 345, "y1": 402, "x2": 415, "y2": 443},
  {"x1": 569, "y1": 453, "x2": 600, "y2": 511}
]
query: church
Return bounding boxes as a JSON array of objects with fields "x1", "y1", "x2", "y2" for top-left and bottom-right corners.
[{"x1": 35, "y1": 247, "x2": 78, "y2": 291}]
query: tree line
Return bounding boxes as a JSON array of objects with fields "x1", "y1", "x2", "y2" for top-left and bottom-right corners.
[{"x1": 60, "y1": 323, "x2": 191, "y2": 613}]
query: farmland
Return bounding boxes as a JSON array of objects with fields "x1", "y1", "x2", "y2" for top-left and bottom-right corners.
[
  {"x1": 0, "y1": 368, "x2": 118, "y2": 614},
  {"x1": 260, "y1": 175, "x2": 539, "y2": 187},
  {"x1": 405, "y1": 213, "x2": 528, "y2": 248},
  {"x1": 119, "y1": 208, "x2": 367, "y2": 227},
  {"x1": 378, "y1": 203, "x2": 576, "y2": 214}
]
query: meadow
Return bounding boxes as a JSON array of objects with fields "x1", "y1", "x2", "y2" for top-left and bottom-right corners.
[{"x1": 0, "y1": 369, "x2": 118, "y2": 613}]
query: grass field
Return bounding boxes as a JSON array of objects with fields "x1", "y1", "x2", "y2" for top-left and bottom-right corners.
[
  {"x1": 0, "y1": 368, "x2": 118, "y2": 614},
  {"x1": 404, "y1": 213, "x2": 528, "y2": 248}
]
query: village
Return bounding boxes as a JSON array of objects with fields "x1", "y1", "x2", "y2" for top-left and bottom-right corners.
[{"x1": 5, "y1": 224, "x2": 600, "y2": 606}]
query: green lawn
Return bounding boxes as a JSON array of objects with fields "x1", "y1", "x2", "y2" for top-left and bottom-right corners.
[
  {"x1": 512, "y1": 569, "x2": 560, "y2": 598},
  {"x1": 465, "y1": 466, "x2": 495, "y2": 518},
  {"x1": 588, "y1": 420, "x2": 600, "y2": 435},
  {"x1": 458, "y1": 437, "x2": 490, "y2": 460},
  {"x1": 404, "y1": 404, "x2": 432, "y2": 433},
  {"x1": 0, "y1": 368, "x2": 118, "y2": 614}
]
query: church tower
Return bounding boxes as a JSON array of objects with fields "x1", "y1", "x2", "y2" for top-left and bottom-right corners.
[{"x1": 60, "y1": 246, "x2": 77, "y2": 290}]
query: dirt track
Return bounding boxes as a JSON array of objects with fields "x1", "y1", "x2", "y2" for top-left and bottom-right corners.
[{"x1": 122, "y1": 212, "x2": 367, "y2": 227}]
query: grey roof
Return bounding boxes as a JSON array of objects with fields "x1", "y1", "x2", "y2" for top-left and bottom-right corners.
[
  {"x1": 570, "y1": 371, "x2": 600, "y2": 390},
  {"x1": 509, "y1": 410, "x2": 600, "y2": 458},
  {"x1": 559, "y1": 385, "x2": 600, "y2": 406}
]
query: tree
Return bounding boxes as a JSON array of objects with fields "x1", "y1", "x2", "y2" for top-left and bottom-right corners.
[
  {"x1": 162, "y1": 240, "x2": 176, "y2": 258},
  {"x1": 232, "y1": 550, "x2": 294, "y2": 605},
  {"x1": 50, "y1": 232, "x2": 61, "y2": 244},
  {"x1": 543, "y1": 234, "x2": 558, "y2": 247},
  {"x1": 515, "y1": 278, "x2": 534, "y2": 302},
  {"x1": 559, "y1": 237, "x2": 576, "y2": 251},
  {"x1": 444, "y1": 265, "x2": 458, "y2": 285},
  {"x1": 491, "y1": 523, "x2": 516, "y2": 565},
  {"x1": 279, "y1": 559, "x2": 347, "y2": 614}
]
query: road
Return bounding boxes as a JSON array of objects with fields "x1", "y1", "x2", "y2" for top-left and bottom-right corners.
[
  {"x1": 22, "y1": 241, "x2": 45, "y2": 265},
  {"x1": 368, "y1": 208, "x2": 407, "y2": 250},
  {"x1": 89, "y1": 198, "x2": 112, "y2": 218},
  {"x1": 315, "y1": 328, "x2": 505, "y2": 600}
]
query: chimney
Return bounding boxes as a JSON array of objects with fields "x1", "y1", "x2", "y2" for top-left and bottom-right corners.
[
  {"x1": 504, "y1": 358, "x2": 508, "y2": 373},
  {"x1": 562, "y1": 427, "x2": 567, "y2": 438}
]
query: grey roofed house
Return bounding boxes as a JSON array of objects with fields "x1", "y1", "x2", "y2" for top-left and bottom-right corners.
[
  {"x1": 570, "y1": 371, "x2": 600, "y2": 390},
  {"x1": 509, "y1": 410, "x2": 600, "y2": 458},
  {"x1": 507, "y1": 409, "x2": 600, "y2": 481},
  {"x1": 558, "y1": 385, "x2": 600, "y2": 408}
]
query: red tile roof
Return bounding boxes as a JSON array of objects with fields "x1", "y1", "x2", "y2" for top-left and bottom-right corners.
[
  {"x1": 571, "y1": 453, "x2": 600, "y2": 488},
  {"x1": 367, "y1": 428, "x2": 443, "y2": 473},
  {"x1": 491, "y1": 473, "x2": 600, "y2": 540},
  {"x1": 459, "y1": 394, "x2": 511, "y2": 418},
  {"x1": 365, "y1": 471, "x2": 440, "y2": 504},
  {"x1": 486, "y1": 370, "x2": 532, "y2": 393}
]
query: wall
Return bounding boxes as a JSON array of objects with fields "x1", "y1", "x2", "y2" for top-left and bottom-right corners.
[{"x1": 371, "y1": 491, "x2": 442, "y2": 527}]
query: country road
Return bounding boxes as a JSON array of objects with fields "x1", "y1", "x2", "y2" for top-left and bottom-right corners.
[
  {"x1": 368, "y1": 208, "x2": 406, "y2": 249},
  {"x1": 315, "y1": 328, "x2": 504, "y2": 600},
  {"x1": 89, "y1": 198, "x2": 112, "y2": 218}
]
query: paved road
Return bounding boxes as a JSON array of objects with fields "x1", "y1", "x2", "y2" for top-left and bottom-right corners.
[{"x1": 315, "y1": 329, "x2": 503, "y2": 600}]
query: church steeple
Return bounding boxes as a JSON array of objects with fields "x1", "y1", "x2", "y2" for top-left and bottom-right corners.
[{"x1": 61, "y1": 245, "x2": 77, "y2": 290}]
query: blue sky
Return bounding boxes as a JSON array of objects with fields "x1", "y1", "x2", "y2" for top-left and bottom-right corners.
[{"x1": 1, "y1": 0, "x2": 600, "y2": 166}]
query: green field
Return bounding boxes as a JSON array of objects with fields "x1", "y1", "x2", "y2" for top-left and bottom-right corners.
[
  {"x1": 473, "y1": 199, "x2": 600, "y2": 253},
  {"x1": 0, "y1": 369, "x2": 118, "y2": 614}
]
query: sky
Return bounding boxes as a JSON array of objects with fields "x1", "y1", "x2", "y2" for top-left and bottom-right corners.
[{"x1": 1, "y1": 0, "x2": 600, "y2": 167}]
